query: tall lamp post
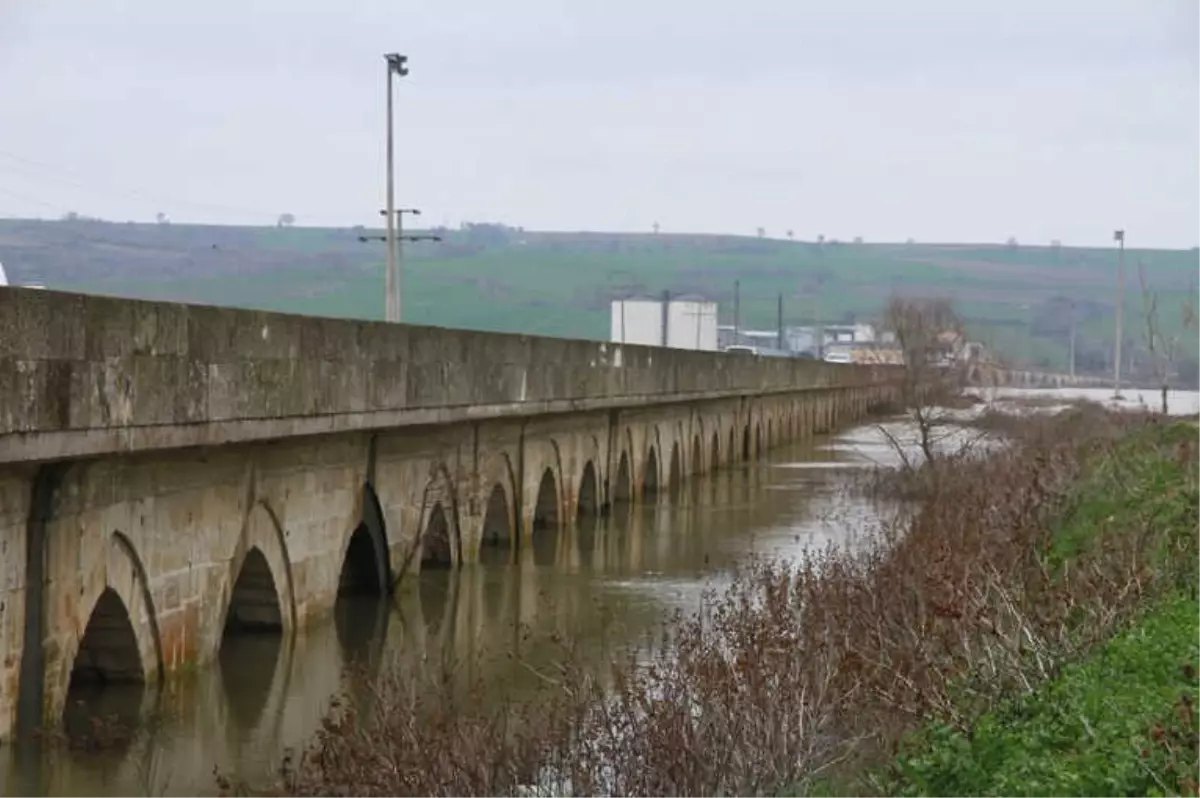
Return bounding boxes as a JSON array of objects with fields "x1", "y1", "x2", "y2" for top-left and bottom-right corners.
[
  {"x1": 384, "y1": 52, "x2": 409, "y2": 322},
  {"x1": 1113, "y1": 229, "x2": 1126, "y2": 398}
]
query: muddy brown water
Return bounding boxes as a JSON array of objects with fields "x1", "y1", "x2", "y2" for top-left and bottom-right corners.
[{"x1": 4, "y1": 422, "x2": 906, "y2": 797}]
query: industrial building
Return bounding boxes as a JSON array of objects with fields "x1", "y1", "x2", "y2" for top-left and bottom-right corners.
[{"x1": 610, "y1": 294, "x2": 719, "y2": 351}]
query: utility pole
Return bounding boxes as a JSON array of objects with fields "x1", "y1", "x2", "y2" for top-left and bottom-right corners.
[
  {"x1": 358, "y1": 208, "x2": 441, "y2": 314},
  {"x1": 1068, "y1": 301, "x2": 1077, "y2": 378},
  {"x1": 383, "y1": 53, "x2": 409, "y2": 322},
  {"x1": 732, "y1": 280, "x2": 741, "y2": 348},
  {"x1": 1113, "y1": 229, "x2": 1125, "y2": 396},
  {"x1": 776, "y1": 293, "x2": 784, "y2": 351},
  {"x1": 380, "y1": 207, "x2": 422, "y2": 319},
  {"x1": 660, "y1": 289, "x2": 671, "y2": 347}
]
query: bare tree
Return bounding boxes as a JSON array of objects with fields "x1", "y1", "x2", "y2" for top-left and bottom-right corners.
[
  {"x1": 652, "y1": 221, "x2": 660, "y2": 235},
  {"x1": 1137, "y1": 261, "x2": 1196, "y2": 414},
  {"x1": 756, "y1": 227, "x2": 766, "y2": 239},
  {"x1": 155, "y1": 212, "x2": 169, "y2": 225},
  {"x1": 879, "y1": 296, "x2": 969, "y2": 472},
  {"x1": 786, "y1": 229, "x2": 794, "y2": 240},
  {"x1": 277, "y1": 212, "x2": 296, "y2": 228}
]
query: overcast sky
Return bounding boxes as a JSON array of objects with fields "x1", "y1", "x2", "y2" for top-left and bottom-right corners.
[{"x1": 0, "y1": 0, "x2": 1196, "y2": 246}]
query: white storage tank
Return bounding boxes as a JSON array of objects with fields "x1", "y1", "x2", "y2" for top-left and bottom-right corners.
[
  {"x1": 610, "y1": 298, "x2": 666, "y2": 347},
  {"x1": 667, "y1": 295, "x2": 719, "y2": 351}
]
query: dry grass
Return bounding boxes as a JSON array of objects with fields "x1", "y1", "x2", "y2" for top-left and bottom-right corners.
[{"x1": 219, "y1": 408, "x2": 1196, "y2": 797}]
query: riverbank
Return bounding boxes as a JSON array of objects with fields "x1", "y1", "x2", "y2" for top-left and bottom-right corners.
[
  {"x1": 856, "y1": 415, "x2": 1200, "y2": 797},
  {"x1": 223, "y1": 409, "x2": 1197, "y2": 797}
]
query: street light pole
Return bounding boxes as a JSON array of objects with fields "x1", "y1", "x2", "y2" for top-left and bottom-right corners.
[
  {"x1": 384, "y1": 53, "x2": 409, "y2": 323},
  {"x1": 1113, "y1": 229, "x2": 1125, "y2": 397}
]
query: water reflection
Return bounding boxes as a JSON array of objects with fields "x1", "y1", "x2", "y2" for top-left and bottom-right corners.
[
  {"x1": 6, "y1": 421, "x2": 905, "y2": 797},
  {"x1": 218, "y1": 634, "x2": 281, "y2": 732}
]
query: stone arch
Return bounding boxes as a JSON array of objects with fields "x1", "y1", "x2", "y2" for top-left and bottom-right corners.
[
  {"x1": 338, "y1": 482, "x2": 389, "y2": 596},
  {"x1": 644, "y1": 444, "x2": 660, "y2": 500},
  {"x1": 577, "y1": 460, "x2": 600, "y2": 520},
  {"x1": 711, "y1": 429, "x2": 720, "y2": 470},
  {"x1": 68, "y1": 588, "x2": 145, "y2": 690},
  {"x1": 59, "y1": 529, "x2": 164, "y2": 718},
  {"x1": 422, "y1": 502, "x2": 455, "y2": 569},
  {"x1": 524, "y1": 437, "x2": 566, "y2": 535},
  {"x1": 227, "y1": 501, "x2": 297, "y2": 637},
  {"x1": 416, "y1": 463, "x2": 463, "y2": 569},
  {"x1": 476, "y1": 450, "x2": 518, "y2": 561},
  {"x1": 668, "y1": 442, "x2": 682, "y2": 501},
  {"x1": 531, "y1": 467, "x2": 561, "y2": 566},
  {"x1": 533, "y1": 467, "x2": 560, "y2": 533},
  {"x1": 756, "y1": 422, "x2": 764, "y2": 456},
  {"x1": 612, "y1": 450, "x2": 633, "y2": 510},
  {"x1": 742, "y1": 424, "x2": 752, "y2": 460},
  {"x1": 691, "y1": 433, "x2": 703, "y2": 477},
  {"x1": 767, "y1": 418, "x2": 773, "y2": 450},
  {"x1": 479, "y1": 483, "x2": 514, "y2": 564},
  {"x1": 573, "y1": 434, "x2": 604, "y2": 519},
  {"x1": 223, "y1": 546, "x2": 285, "y2": 636}
]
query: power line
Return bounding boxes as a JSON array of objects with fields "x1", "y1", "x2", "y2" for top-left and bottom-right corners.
[{"x1": 0, "y1": 148, "x2": 322, "y2": 223}]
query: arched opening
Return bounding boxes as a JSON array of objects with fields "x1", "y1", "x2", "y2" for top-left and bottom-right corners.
[
  {"x1": 533, "y1": 468, "x2": 559, "y2": 532},
  {"x1": 577, "y1": 462, "x2": 599, "y2": 566},
  {"x1": 612, "y1": 452, "x2": 632, "y2": 512},
  {"x1": 68, "y1": 588, "x2": 144, "y2": 689},
  {"x1": 532, "y1": 468, "x2": 559, "y2": 566},
  {"x1": 422, "y1": 503, "x2": 454, "y2": 569},
  {"x1": 338, "y1": 523, "x2": 385, "y2": 596},
  {"x1": 577, "y1": 461, "x2": 599, "y2": 521},
  {"x1": 729, "y1": 428, "x2": 737, "y2": 462},
  {"x1": 224, "y1": 547, "x2": 283, "y2": 637},
  {"x1": 668, "y1": 444, "x2": 682, "y2": 501},
  {"x1": 479, "y1": 484, "x2": 512, "y2": 566},
  {"x1": 64, "y1": 588, "x2": 145, "y2": 743},
  {"x1": 691, "y1": 435, "x2": 702, "y2": 477},
  {"x1": 742, "y1": 425, "x2": 752, "y2": 460},
  {"x1": 644, "y1": 446, "x2": 660, "y2": 500},
  {"x1": 711, "y1": 431, "x2": 720, "y2": 470}
]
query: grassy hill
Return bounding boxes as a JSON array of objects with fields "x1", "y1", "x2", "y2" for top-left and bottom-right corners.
[{"x1": 1, "y1": 217, "x2": 1196, "y2": 378}]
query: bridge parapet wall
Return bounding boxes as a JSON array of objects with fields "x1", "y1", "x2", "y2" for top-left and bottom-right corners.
[{"x1": 0, "y1": 288, "x2": 897, "y2": 463}]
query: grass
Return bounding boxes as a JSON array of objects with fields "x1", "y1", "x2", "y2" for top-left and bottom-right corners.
[
  {"x1": 4, "y1": 217, "x2": 1197, "y2": 372},
  {"x1": 884, "y1": 593, "x2": 1198, "y2": 797}
]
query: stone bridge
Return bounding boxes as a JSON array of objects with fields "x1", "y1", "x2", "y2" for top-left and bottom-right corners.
[
  {"x1": 0, "y1": 287, "x2": 901, "y2": 742},
  {"x1": 965, "y1": 362, "x2": 1111, "y2": 390}
]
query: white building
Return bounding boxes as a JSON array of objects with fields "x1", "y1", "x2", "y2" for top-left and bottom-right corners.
[
  {"x1": 610, "y1": 295, "x2": 719, "y2": 351},
  {"x1": 0, "y1": 261, "x2": 7, "y2": 287}
]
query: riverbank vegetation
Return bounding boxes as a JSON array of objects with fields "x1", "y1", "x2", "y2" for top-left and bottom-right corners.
[{"x1": 219, "y1": 409, "x2": 1198, "y2": 797}]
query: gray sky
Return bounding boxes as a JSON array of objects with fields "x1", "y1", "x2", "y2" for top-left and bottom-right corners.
[{"x1": 0, "y1": 0, "x2": 1196, "y2": 247}]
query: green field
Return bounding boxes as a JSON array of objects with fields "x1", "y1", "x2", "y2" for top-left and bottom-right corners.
[{"x1": 2, "y1": 218, "x2": 1196, "y2": 376}]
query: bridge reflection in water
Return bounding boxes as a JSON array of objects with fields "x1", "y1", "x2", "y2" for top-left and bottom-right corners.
[{"x1": 5, "y1": 422, "x2": 894, "y2": 797}]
